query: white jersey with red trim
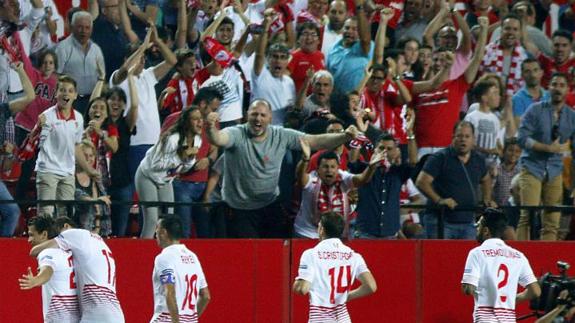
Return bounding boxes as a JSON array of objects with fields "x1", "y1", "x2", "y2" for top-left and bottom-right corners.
[
  {"x1": 37, "y1": 248, "x2": 80, "y2": 323},
  {"x1": 461, "y1": 238, "x2": 537, "y2": 323},
  {"x1": 296, "y1": 238, "x2": 370, "y2": 323},
  {"x1": 150, "y1": 244, "x2": 208, "y2": 323},
  {"x1": 54, "y1": 229, "x2": 124, "y2": 323}
]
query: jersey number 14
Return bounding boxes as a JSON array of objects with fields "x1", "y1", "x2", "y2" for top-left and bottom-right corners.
[{"x1": 328, "y1": 265, "x2": 352, "y2": 304}]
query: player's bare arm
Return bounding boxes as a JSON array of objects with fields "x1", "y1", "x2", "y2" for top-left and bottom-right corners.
[
  {"x1": 516, "y1": 282, "x2": 541, "y2": 303},
  {"x1": 165, "y1": 283, "x2": 180, "y2": 323},
  {"x1": 196, "y1": 287, "x2": 211, "y2": 316},
  {"x1": 18, "y1": 266, "x2": 54, "y2": 290},
  {"x1": 30, "y1": 239, "x2": 59, "y2": 257},
  {"x1": 347, "y1": 271, "x2": 377, "y2": 302},
  {"x1": 292, "y1": 279, "x2": 311, "y2": 296},
  {"x1": 461, "y1": 283, "x2": 476, "y2": 296}
]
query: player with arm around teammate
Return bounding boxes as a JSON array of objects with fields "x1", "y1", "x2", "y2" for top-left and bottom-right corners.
[
  {"x1": 19, "y1": 216, "x2": 80, "y2": 323},
  {"x1": 293, "y1": 212, "x2": 377, "y2": 323},
  {"x1": 461, "y1": 208, "x2": 541, "y2": 322},
  {"x1": 29, "y1": 216, "x2": 125, "y2": 323},
  {"x1": 151, "y1": 215, "x2": 211, "y2": 323}
]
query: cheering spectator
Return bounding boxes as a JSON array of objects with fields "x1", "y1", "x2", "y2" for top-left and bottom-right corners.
[
  {"x1": 394, "y1": 0, "x2": 430, "y2": 45},
  {"x1": 160, "y1": 48, "x2": 197, "y2": 115},
  {"x1": 307, "y1": 119, "x2": 350, "y2": 171},
  {"x1": 397, "y1": 37, "x2": 420, "y2": 79},
  {"x1": 288, "y1": 22, "x2": 325, "y2": 93},
  {"x1": 55, "y1": 11, "x2": 105, "y2": 114},
  {"x1": 205, "y1": 99, "x2": 359, "y2": 238},
  {"x1": 321, "y1": 0, "x2": 347, "y2": 56},
  {"x1": 295, "y1": 69, "x2": 333, "y2": 118},
  {"x1": 126, "y1": 0, "x2": 159, "y2": 39},
  {"x1": 525, "y1": 29, "x2": 575, "y2": 89}
]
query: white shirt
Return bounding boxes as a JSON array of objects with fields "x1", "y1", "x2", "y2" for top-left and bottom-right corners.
[
  {"x1": 55, "y1": 229, "x2": 125, "y2": 323},
  {"x1": 464, "y1": 109, "x2": 501, "y2": 164},
  {"x1": 36, "y1": 106, "x2": 84, "y2": 176},
  {"x1": 296, "y1": 238, "x2": 370, "y2": 322},
  {"x1": 138, "y1": 133, "x2": 200, "y2": 185},
  {"x1": 294, "y1": 170, "x2": 354, "y2": 239},
  {"x1": 111, "y1": 67, "x2": 160, "y2": 146},
  {"x1": 193, "y1": 67, "x2": 244, "y2": 122},
  {"x1": 251, "y1": 67, "x2": 295, "y2": 125},
  {"x1": 321, "y1": 28, "x2": 343, "y2": 59},
  {"x1": 37, "y1": 248, "x2": 80, "y2": 323},
  {"x1": 461, "y1": 238, "x2": 537, "y2": 322},
  {"x1": 150, "y1": 244, "x2": 208, "y2": 323}
]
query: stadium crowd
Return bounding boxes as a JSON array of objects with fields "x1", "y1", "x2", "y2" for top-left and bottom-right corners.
[{"x1": 1, "y1": 0, "x2": 575, "y2": 241}]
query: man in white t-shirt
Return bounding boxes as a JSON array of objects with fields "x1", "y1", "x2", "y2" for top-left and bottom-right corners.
[
  {"x1": 19, "y1": 216, "x2": 80, "y2": 323},
  {"x1": 293, "y1": 212, "x2": 377, "y2": 322},
  {"x1": 150, "y1": 215, "x2": 211, "y2": 323},
  {"x1": 30, "y1": 217, "x2": 125, "y2": 323},
  {"x1": 461, "y1": 209, "x2": 541, "y2": 322}
]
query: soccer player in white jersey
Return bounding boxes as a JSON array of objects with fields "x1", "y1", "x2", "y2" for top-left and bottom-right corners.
[
  {"x1": 462, "y1": 209, "x2": 541, "y2": 322},
  {"x1": 293, "y1": 212, "x2": 377, "y2": 323},
  {"x1": 19, "y1": 216, "x2": 80, "y2": 323},
  {"x1": 30, "y1": 216, "x2": 125, "y2": 323},
  {"x1": 150, "y1": 215, "x2": 211, "y2": 323}
]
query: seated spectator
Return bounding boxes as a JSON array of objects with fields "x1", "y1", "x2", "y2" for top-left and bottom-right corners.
[
  {"x1": 74, "y1": 140, "x2": 112, "y2": 236},
  {"x1": 136, "y1": 106, "x2": 205, "y2": 239},
  {"x1": 293, "y1": 139, "x2": 385, "y2": 239}
]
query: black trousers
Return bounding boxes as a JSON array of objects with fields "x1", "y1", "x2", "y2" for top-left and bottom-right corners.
[{"x1": 226, "y1": 200, "x2": 289, "y2": 238}]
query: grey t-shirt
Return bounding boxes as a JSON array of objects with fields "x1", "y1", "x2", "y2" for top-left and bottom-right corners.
[{"x1": 221, "y1": 124, "x2": 304, "y2": 209}]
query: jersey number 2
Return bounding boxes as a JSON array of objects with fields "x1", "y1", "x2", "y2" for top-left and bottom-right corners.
[
  {"x1": 328, "y1": 265, "x2": 351, "y2": 304},
  {"x1": 497, "y1": 263, "x2": 509, "y2": 302},
  {"x1": 182, "y1": 274, "x2": 198, "y2": 311}
]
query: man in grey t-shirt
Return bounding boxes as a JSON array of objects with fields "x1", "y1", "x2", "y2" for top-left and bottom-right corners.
[{"x1": 206, "y1": 99, "x2": 359, "y2": 238}]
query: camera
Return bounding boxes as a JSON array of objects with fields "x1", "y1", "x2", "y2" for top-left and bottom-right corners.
[{"x1": 530, "y1": 261, "x2": 575, "y2": 314}]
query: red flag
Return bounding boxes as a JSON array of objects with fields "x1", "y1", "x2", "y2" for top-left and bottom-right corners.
[{"x1": 203, "y1": 37, "x2": 234, "y2": 68}]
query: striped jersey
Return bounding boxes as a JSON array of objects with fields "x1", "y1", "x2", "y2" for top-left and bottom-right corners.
[
  {"x1": 150, "y1": 244, "x2": 208, "y2": 323},
  {"x1": 462, "y1": 238, "x2": 537, "y2": 323},
  {"x1": 296, "y1": 238, "x2": 370, "y2": 323},
  {"x1": 55, "y1": 229, "x2": 124, "y2": 323},
  {"x1": 37, "y1": 248, "x2": 80, "y2": 323}
]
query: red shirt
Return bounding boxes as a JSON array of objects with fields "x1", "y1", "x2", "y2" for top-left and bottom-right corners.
[
  {"x1": 287, "y1": 49, "x2": 325, "y2": 93},
  {"x1": 413, "y1": 75, "x2": 470, "y2": 148},
  {"x1": 538, "y1": 53, "x2": 575, "y2": 89},
  {"x1": 163, "y1": 78, "x2": 195, "y2": 114}
]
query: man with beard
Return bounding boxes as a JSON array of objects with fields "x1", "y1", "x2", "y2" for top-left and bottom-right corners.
[
  {"x1": 525, "y1": 29, "x2": 575, "y2": 89},
  {"x1": 461, "y1": 209, "x2": 541, "y2": 322},
  {"x1": 512, "y1": 58, "x2": 549, "y2": 127},
  {"x1": 416, "y1": 121, "x2": 495, "y2": 239},
  {"x1": 517, "y1": 73, "x2": 575, "y2": 240},
  {"x1": 321, "y1": 0, "x2": 347, "y2": 57},
  {"x1": 206, "y1": 99, "x2": 359, "y2": 238}
]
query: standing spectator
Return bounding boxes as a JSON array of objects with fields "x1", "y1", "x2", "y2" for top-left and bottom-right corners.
[
  {"x1": 288, "y1": 22, "x2": 325, "y2": 94},
  {"x1": 516, "y1": 73, "x2": 575, "y2": 241},
  {"x1": 111, "y1": 25, "x2": 177, "y2": 185},
  {"x1": 55, "y1": 11, "x2": 105, "y2": 115},
  {"x1": 321, "y1": 0, "x2": 347, "y2": 57},
  {"x1": 136, "y1": 107, "x2": 203, "y2": 239},
  {"x1": 307, "y1": 119, "x2": 350, "y2": 171},
  {"x1": 527, "y1": 29, "x2": 575, "y2": 89},
  {"x1": 394, "y1": 0, "x2": 429, "y2": 45},
  {"x1": 480, "y1": 14, "x2": 528, "y2": 97},
  {"x1": 326, "y1": 0, "x2": 373, "y2": 96},
  {"x1": 160, "y1": 48, "x2": 197, "y2": 115},
  {"x1": 354, "y1": 117, "x2": 418, "y2": 239},
  {"x1": 36, "y1": 75, "x2": 98, "y2": 217},
  {"x1": 126, "y1": 0, "x2": 159, "y2": 40},
  {"x1": 295, "y1": 69, "x2": 333, "y2": 118},
  {"x1": 293, "y1": 139, "x2": 384, "y2": 239},
  {"x1": 252, "y1": 12, "x2": 296, "y2": 126},
  {"x1": 461, "y1": 209, "x2": 541, "y2": 322},
  {"x1": 492, "y1": 138, "x2": 521, "y2": 206},
  {"x1": 512, "y1": 59, "x2": 549, "y2": 127},
  {"x1": 0, "y1": 61, "x2": 34, "y2": 236},
  {"x1": 416, "y1": 121, "x2": 495, "y2": 239},
  {"x1": 205, "y1": 99, "x2": 359, "y2": 238},
  {"x1": 397, "y1": 37, "x2": 420, "y2": 79},
  {"x1": 89, "y1": 0, "x2": 139, "y2": 80}
]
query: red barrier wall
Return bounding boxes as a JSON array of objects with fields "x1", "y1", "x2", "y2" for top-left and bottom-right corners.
[{"x1": 2, "y1": 239, "x2": 575, "y2": 323}]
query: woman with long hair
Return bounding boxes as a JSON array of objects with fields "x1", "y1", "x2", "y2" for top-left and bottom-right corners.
[{"x1": 136, "y1": 106, "x2": 204, "y2": 238}]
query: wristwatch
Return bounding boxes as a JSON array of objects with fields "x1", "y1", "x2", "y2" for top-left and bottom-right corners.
[{"x1": 393, "y1": 74, "x2": 402, "y2": 82}]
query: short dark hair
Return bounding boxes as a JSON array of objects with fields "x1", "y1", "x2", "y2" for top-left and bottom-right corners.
[
  {"x1": 104, "y1": 87, "x2": 127, "y2": 103},
  {"x1": 481, "y1": 208, "x2": 508, "y2": 238},
  {"x1": 370, "y1": 63, "x2": 387, "y2": 75},
  {"x1": 503, "y1": 137, "x2": 519, "y2": 150},
  {"x1": 376, "y1": 131, "x2": 395, "y2": 143},
  {"x1": 296, "y1": 22, "x2": 321, "y2": 39},
  {"x1": 397, "y1": 37, "x2": 420, "y2": 50},
  {"x1": 550, "y1": 72, "x2": 570, "y2": 83},
  {"x1": 552, "y1": 29, "x2": 573, "y2": 43},
  {"x1": 502, "y1": 13, "x2": 522, "y2": 27},
  {"x1": 174, "y1": 48, "x2": 196, "y2": 68},
  {"x1": 453, "y1": 120, "x2": 475, "y2": 135},
  {"x1": 267, "y1": 43, "x2": 291, "y2": 56},
  {"x1": 28, "y1": 216, "x2": 56, "y2": 239},
  {"x1": 317, "y1": 151, "x2": 339, "y2": 166},
  {"x1": 472, "y1": 78, "x2": 498, "y2": 100},
  {"x1": 219, "y1": 16, "x2": 235, "y2": 29},
  {"x1": 54, "y1": 216, "x2": 77, "y2": 231},
  {"x1": 192, "y1": 87, "x2": 224, "y2": 105},
  {"x1": 37, "y1": 49, "x2": 58, "y2": 71},
  {"x1": 320, "y1": 212, "x2": 345, "y2": 238},
  {"x1": 57, "y1": 75, "x2": 77, "y2": 91},
  {"x1": 327, "y1": 118, "x2": 345, "y2": 129},
  {"x1": 520, "y1": 57, "x2": 540, "y2": 71},
  {"x1": 159, "y1": 215, "x2": 184, "y2": 240}
]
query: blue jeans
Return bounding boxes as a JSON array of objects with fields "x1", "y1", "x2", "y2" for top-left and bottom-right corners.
[
  {"x1": 109, "y1": 185, "x2": 134, "y2": 237},
  {"x1": 128, "y1": 145, "x2": 152, "y2": 185},
  {"x1": 173, "y1": 180, "x2": 208, "y2": 238},
  {"x1": 424, "y1": 214, "x2": 476, "y2": 240},
  {"x1": 0, "y1": 180, "x2": 20, "y2": 236}
]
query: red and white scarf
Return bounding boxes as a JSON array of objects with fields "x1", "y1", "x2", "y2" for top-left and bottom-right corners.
[
  {"x1": 316, "y1": 176, "x2": 345, "y2": 220},
  {"x1": 481, "y1": 41, "x2": 527, "y2": 97}
]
